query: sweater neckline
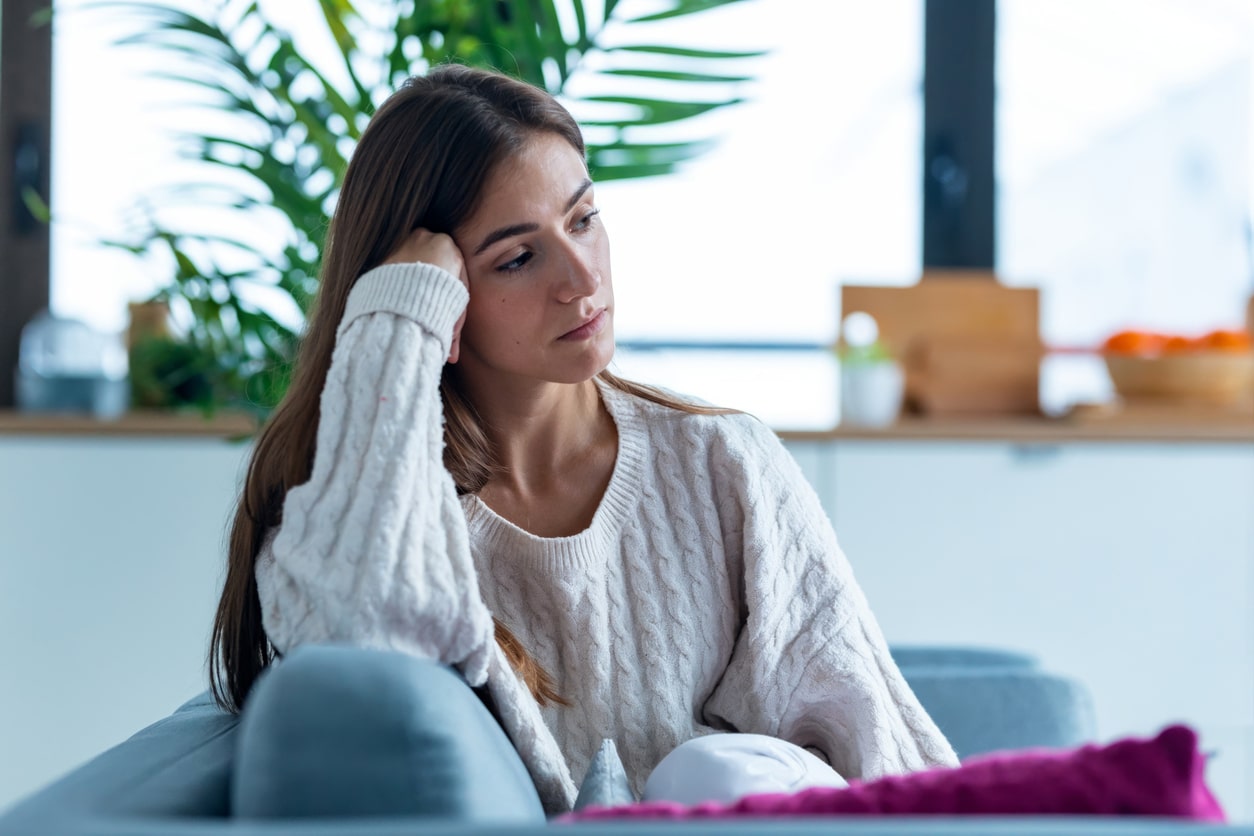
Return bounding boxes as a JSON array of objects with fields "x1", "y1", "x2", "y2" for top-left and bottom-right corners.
[{"x1": 463, "y1": 378, "x2": 646, "y2": 569}]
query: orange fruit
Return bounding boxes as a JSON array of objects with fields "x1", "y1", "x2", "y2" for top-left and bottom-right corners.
[
  {"x1": 1200, "y1": 329, "x2": 1253, "y2": 353},
  {"x1": 1103, "y1": 330, "x2": 1168, "y2": 356},
  {"x1": 1162, "y1": 335, "x2": 1197, "y2": 353}
]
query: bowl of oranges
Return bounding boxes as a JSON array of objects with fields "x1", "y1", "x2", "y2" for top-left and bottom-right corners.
[{"x1": 1101, "y1": 328, "x2": 1254, "y2": 405}]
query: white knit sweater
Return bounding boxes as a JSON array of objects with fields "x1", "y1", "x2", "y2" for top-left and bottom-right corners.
[{"x1": 255, "y1": 263, "x2": 958, "y2": 814}]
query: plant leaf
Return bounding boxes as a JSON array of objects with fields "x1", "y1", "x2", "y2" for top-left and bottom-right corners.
[
  {"x1": 20, "y1": 187, "x2": 52, "y2": 223},
  {"x1": 316, "y1": 0, "x2": 372, "y2": 105},
  {"x1": 609, "y1": 43, "x2": 767, "y2": 60},
  {"x1": 580, "y1": 95, "x2": 743, "y2": 124},
  {"x1": 625, "y1": 0, "x2": 756, "y2": 24},
  {"x1": 598, "y1": 68, "x2": 754, "y2": 83}
]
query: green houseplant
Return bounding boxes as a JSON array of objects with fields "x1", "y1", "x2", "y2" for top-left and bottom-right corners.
[{"x1": 104, "y1": 0, "x2": 763, "y2": 417}]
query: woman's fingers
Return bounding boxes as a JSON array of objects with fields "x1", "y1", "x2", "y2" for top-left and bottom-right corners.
[{"x1": 383, "y1": 228, "x2": 467, "y2": 282}]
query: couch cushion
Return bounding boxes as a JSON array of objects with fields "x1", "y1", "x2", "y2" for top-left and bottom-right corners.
[
  {"x1": 890, "y1": 645, "x2": 1038, "y2": 671},
  {"x1": 0, "y1": 691, "x2": 238, "y2": 831},
  {"x1": 573, "y1": 739, "x2": 635, "y2": 811},
  {"x1": 902, "y1": 668, "x2": 1095, "y2": 760}
]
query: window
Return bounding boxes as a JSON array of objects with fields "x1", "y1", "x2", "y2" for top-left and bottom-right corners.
[
  {"x1": 50, "y1": 0, "x2": 302, "y2": 335},
  {"x1": 602, "y1": 0, "x2": 923, "y2": 427},
  {"x1": 50, "y1": 0, "x2": 180, "y2": 333},
  {"x1": 49, "y1": 0, "x2": 924, "y2": 342},
  {"x1": 30, "y1": 2, "x2": 1247, "y2": 421},
  {"x1": 599, "y1": 0, "x2": 923, "y2": 344},
  {"x1": 43, "y1": 0, "x2": 924, "y2": 426},
  {"x1": 997, "y1": 0, "x2": 1254, "y2": 409}
]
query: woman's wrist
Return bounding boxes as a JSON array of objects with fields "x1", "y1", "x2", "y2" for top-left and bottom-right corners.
[{"x1": 342, "y1": 262, "x2": 469, "y2": 344}]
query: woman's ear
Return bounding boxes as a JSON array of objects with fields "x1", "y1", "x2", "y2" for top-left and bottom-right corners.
[{"x1": 448, "y1": 309, "x2": 465, "y2": 365}]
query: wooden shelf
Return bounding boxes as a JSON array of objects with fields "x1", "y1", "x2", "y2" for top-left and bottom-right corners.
[
  {"x1": 777, "y1": 409, "x2": 1254, "y2": 444},
  {"x1": 0, "y1": 409, "x2": 259, "y2": 438},
  {"x1": 3, "y1": 407, "x2": 1253, "y2": 444}
]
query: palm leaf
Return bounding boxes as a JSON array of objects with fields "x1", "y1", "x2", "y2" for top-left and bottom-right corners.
[
  {"x1": 610, "y1": 44, "x2": 767, "y2": 59},
  {"x1": 626, "y1": 0, "x2": 756, "y2": 24},
  {"x1": 315, "y1": 0, "x2": 372, "y2": 105},
  {"x1": 598, "y1": 68, "x2": 754, "y2": 83},
  {"x1": 581, "y1": 95, "x2": 744, "y2": 124}
]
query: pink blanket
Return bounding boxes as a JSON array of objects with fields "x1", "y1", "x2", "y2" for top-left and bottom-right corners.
[{"x1": 564, "y1": 725, "x2": 1224, "y2": 822}]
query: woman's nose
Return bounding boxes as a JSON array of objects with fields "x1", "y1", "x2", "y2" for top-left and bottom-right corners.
[{"x1": 556, "y1": 245, "x2": 600, "y2": 301}]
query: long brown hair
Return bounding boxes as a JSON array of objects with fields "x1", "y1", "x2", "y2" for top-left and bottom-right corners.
[{"x1": 210, "y1": 64, "x2": 731, "y2": 714}]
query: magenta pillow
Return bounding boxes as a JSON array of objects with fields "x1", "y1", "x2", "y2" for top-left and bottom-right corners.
[{"x1": 564, "y1": 725, "x2": 1224, "y2": 822}]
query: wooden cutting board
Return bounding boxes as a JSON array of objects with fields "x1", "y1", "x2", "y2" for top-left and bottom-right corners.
[{"x1": 842, "y1": 274, "x2": 1042, "y2": 415}]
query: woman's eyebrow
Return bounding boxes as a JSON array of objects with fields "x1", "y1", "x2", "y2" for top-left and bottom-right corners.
[
  {"x1": 474, "y1": 223, "x2": 536, "y2": 255},
  {"x1": 563, "y1": 178, "x2": 594, "y2": 213},
  {"x1": 474, "y1": 178, "x2": 594, "y2": 255}
]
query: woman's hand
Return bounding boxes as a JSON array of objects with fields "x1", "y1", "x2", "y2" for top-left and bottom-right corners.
[{"x1": 383, "y1": 229, "x2": 470, "y2": 364}]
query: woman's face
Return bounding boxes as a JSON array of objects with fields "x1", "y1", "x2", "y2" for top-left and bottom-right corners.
[{"x1": 453, "y1": 132, "x2": 614, "y2": 386}]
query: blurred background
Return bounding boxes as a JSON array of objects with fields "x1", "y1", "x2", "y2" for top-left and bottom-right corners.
[{"x1": 34, "y1": 0, "x2": 1254, "y2": 424}]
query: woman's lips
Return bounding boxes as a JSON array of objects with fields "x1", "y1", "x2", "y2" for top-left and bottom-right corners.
[{"x1": 558, "y1": 309, "x2": 609, "y2": 341}]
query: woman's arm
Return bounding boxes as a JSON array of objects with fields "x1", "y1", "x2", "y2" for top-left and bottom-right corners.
[
  {"x1": 701, "y1": 419, "x2": 958, "y2": 780},
  {"x1": 254, "y1": 261, "x2": 495, "y2": 685}
]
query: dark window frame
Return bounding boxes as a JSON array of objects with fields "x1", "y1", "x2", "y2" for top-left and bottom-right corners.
[
  {"x1": 923, "y1": 0, "x2": 995, "y2": 269},
  {"x1": 0, "y1": 0, "x2": 996, "y2": 406},
  {"x1": 0, "y1": 0, "x2": 53, "y2": 407}
]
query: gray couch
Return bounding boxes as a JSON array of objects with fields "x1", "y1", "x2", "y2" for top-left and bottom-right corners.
[{"x1": 1, "y1": 644, "x2": 1242, "y2": 836}]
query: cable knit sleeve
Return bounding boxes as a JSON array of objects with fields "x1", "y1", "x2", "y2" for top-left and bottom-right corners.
[
  {"x1": 253, "y1": 262, "x2": 496, "y2": 685},
  {"x1": 250, "y1": 261, "x2": 581, "y2": 812},
  {"x1": 701, "y1": 418, "x2": 959, "y2": 780}
]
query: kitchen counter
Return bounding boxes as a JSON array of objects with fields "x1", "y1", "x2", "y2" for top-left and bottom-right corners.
[
  {"x1": 0, "y1": 409, "x2": 259, "y2": 438},
  {"x1": 779, "y1": 407, "x2": 1254, "y2": 443}
]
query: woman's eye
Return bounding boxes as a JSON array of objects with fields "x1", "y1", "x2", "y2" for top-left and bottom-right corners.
[
  {"x1": 574, "y1": 208, "x2": 601, "y2": 231},
  {"x1": 497, "y1": 251, "x2": 533, "y2": 273}
]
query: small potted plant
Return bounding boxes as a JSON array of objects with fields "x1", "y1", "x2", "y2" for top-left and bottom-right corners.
[{"x1": 837, "y1": 312, "x2": 904, "y2": 427}]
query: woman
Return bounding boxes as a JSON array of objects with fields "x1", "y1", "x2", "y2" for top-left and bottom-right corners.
[{"x1": 210, "y1": 63, "x2": 956, "y2": 814}]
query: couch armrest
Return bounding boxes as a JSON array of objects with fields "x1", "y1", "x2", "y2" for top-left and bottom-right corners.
[
  {"x1": 0, "y1": 691, "x2": 238, "y2": 831},
  {"x1": 232, "y1": 645, "x2": 546, "y2": 823}
]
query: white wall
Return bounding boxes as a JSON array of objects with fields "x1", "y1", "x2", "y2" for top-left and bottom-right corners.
[
  {"x1": 0, "y1": 437, "x2": 251, "y2": 809},
  {"x1": 1, "y1": 435, "x2": 1250, "y2": 820}
]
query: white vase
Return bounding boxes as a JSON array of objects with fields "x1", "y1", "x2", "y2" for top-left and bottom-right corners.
[{"x1": 840, "y1": 360, "x2": 904, "y2": 428}]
